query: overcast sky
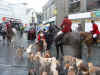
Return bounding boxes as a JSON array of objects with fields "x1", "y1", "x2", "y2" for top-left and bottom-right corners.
[{"x1": 4, "y1": 0, "x2": 48, "y2": 12}]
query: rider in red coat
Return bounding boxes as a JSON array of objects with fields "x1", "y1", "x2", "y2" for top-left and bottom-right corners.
[
  {"x1": 56, "y1": 16, "x2": 72, "y2": 41},
  {"x1": 91, "y1": 20, "x2": 100, "y2": 42},
  {"x1": 60, "y1": 16, "x2": 72, "y2": 33}
]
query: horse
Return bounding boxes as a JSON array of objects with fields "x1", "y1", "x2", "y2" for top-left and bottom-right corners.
[
  {"x1": 80, "y1": 32, "x2": 100, "y2": 57},
  {"x1": 52, "y1": 25, "x2": 100, "y2": 60},
  {"x1": 6, "y1": 27, "x2": 15, "y2": 46}
]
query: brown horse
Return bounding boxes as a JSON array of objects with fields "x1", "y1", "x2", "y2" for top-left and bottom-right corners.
[
  {"x1": 6, "y1": 27, "x2": 15, "y2": 46},
  {"x1": 80, "y1": 32, "x2": 100, "y2": 57}
]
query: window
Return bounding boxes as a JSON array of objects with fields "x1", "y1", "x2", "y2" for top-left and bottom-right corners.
[
  {"x1": 69, "y1": 1, "x2": 80, "y2": 13},
  {"x1": 87, "y1": 0, "x2": 100, "y2": 11}
]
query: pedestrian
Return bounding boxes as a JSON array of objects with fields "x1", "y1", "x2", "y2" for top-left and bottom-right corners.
[
  {"x1": 6, "y1": 22, "x2": 11, "y2": 30},
  {"x1": 31, "y1": 28, "x2": 36, "y2": 41},
  {"x1": 29, "y1": 29, "x2": 33, "y2": 41},
  {"x1": 77, "y1": 24, "x2": 82, "y2": 32},
  {"x1": 2, "y1": 29, "x2": 6, "y2": 45},
  {"x1": 28, "y1": 28, "x2": 35, "y2": 44},
  {"x1": 0, "y1": 23, "x2": 2, "y2": 34},
  {"x1": 37, "y1": 31, "x2": 47, "y2": 53},
  {"x1": 43, "y1": 29, "x2": 50, "y2": 49},
  {"x1": 90, "y1": 20, "x2": 100, "y2": 43},
  {"x1": 20, "y1": 26, "x2": 24, "y2": 37},
  {"x1": 43, "y1": 29, "x2": 47, "y2": 36}
]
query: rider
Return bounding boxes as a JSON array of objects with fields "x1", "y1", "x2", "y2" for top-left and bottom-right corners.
[
  {"x1": 91, "y1": 20, "x2": 100, "y2": 43},
  {"x1": 38, "y1": 31, "x2": 46, "y2": 41},
  {"x1": 56, "y1": 16, "x2": 72, "y2": 41},
  {"x1": 6, "y1": 22, "x2": 11, "y2": 30}
]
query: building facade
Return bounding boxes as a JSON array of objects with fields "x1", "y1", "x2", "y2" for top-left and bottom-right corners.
[
  {"x1": 0, "y1": 1, "x2": 37, "y2": 26},
  {"x1": 42, "y1": 0, "x2": 56, "y2": 25},
  {"x1": 55, "y1": 0, "x2": 100, "y2": 31},
  {"x1": 0, "y1": 1, "x2": 14, "y2": 23},
  {"x1": 43, "y1": 0, "x2": 100, "y2": 31},
  {"x1": 36, "y1": 13, "x2": 43, "y2": 24}
]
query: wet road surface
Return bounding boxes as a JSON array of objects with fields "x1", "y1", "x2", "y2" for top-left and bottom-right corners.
[{"x1": 0, "y1": 32, "x2": 28, "y2": 75}]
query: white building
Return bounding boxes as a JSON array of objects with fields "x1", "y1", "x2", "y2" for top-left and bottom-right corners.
[
  {"x1": 0, "y1": 1, "x2": 37, "y2": 25},
  {"x1": 43, "y1": 0, "x2": 56, "y2": 25},
  {"x1": 0, "y1": 1, "x2": 13, "y2": 23}
]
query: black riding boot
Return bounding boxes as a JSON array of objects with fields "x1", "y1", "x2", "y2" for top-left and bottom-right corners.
[
  {"x1": 93, "y1": 38, "x2": 97, "y2": 45},
  {"x1": 56, "y1": 44, "x2": 59, "y2": 59},
  {"x1": 60, "y1": 44, "x2": 64, "y2": 56}
]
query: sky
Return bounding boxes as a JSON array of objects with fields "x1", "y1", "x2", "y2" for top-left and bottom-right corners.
[{"x1": 4, "y1": 0, "x2": 49, "y2": 12}]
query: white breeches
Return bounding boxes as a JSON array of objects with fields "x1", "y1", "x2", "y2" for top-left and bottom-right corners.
[
  {"x1": 93, "y1": 34, "x2": 97, "y2": 38},
  {"x1": 57, "y1": 31, "x2": 63, "y2": 36}
]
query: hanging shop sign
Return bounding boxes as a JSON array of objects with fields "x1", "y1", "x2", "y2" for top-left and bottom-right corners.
[
  {"x1": 91, "y1": 12, "x2": 96, "y2": 18},
  {"x1": 2, "y1": 17, "x2": 7, "y2": 21},
  {"x1": 69, "y1": 12, "x2": 91, "y2": 20}
]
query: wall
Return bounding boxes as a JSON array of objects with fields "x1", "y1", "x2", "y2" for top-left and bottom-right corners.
[
  {"x1": 43, "y1": 0, "x2": 56, "y2": 23},
  {"x1": 71, "y1": 20, "x2": 100, "y2": 32},
  {"x1": 0, "y1": 1, "x2": 13, "y2": 23}
]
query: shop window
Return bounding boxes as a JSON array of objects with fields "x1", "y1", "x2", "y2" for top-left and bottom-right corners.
[{"x1": 87, "y1": 0, "x2": 100, "y2": 11}]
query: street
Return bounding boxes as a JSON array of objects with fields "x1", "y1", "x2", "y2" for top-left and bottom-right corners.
[
  {"x1": 0, "y1": 32, "x2": 28, "y2": 75},
  {"x1": 0, "y1": 0, "x2": 100, "y2": 74}
]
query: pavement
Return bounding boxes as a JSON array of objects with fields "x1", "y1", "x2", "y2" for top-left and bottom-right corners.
[
  {"x1": 1, "y1": 30, "x2": 100, "y2": 75},
  {"x1": 0, "y1": 32, "x2": 28, "y2": 75},
  {"x1": 0, "y1": 30, "x2": 58, "y2": 75}
]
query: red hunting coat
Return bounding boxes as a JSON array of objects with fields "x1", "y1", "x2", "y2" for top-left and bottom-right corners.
[
  {"x1": 91, "y1": 23, "x2": 100, "y2": 34},
  {"x1": 60, "y1": 18, "x2": 72, "y2": 33},
  {"x1": 38, "y1": 34, "x2": 45, "y2": 41}
]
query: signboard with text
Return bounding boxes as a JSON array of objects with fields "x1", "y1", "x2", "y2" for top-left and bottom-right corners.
[{"x1": 94, "y1": 11, "x2": 100, "y2": 17}]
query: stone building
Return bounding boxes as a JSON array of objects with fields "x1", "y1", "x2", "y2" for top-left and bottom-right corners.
[
  {"x1": 43, "y1": 0, "x2": 100, "y2": 31},
  {"x1": 42, "y1": 0, "x2": 56, "y2": 25}
]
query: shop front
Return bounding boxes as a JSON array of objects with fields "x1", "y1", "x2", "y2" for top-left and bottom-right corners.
[{"x1": 69, "y1": 11, "x2": 100, "y2": 32}]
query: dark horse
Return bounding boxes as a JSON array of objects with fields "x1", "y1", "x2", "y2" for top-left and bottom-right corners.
[{"x1": 55, "y1": 32, "x2": 81, "y2": 59}]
